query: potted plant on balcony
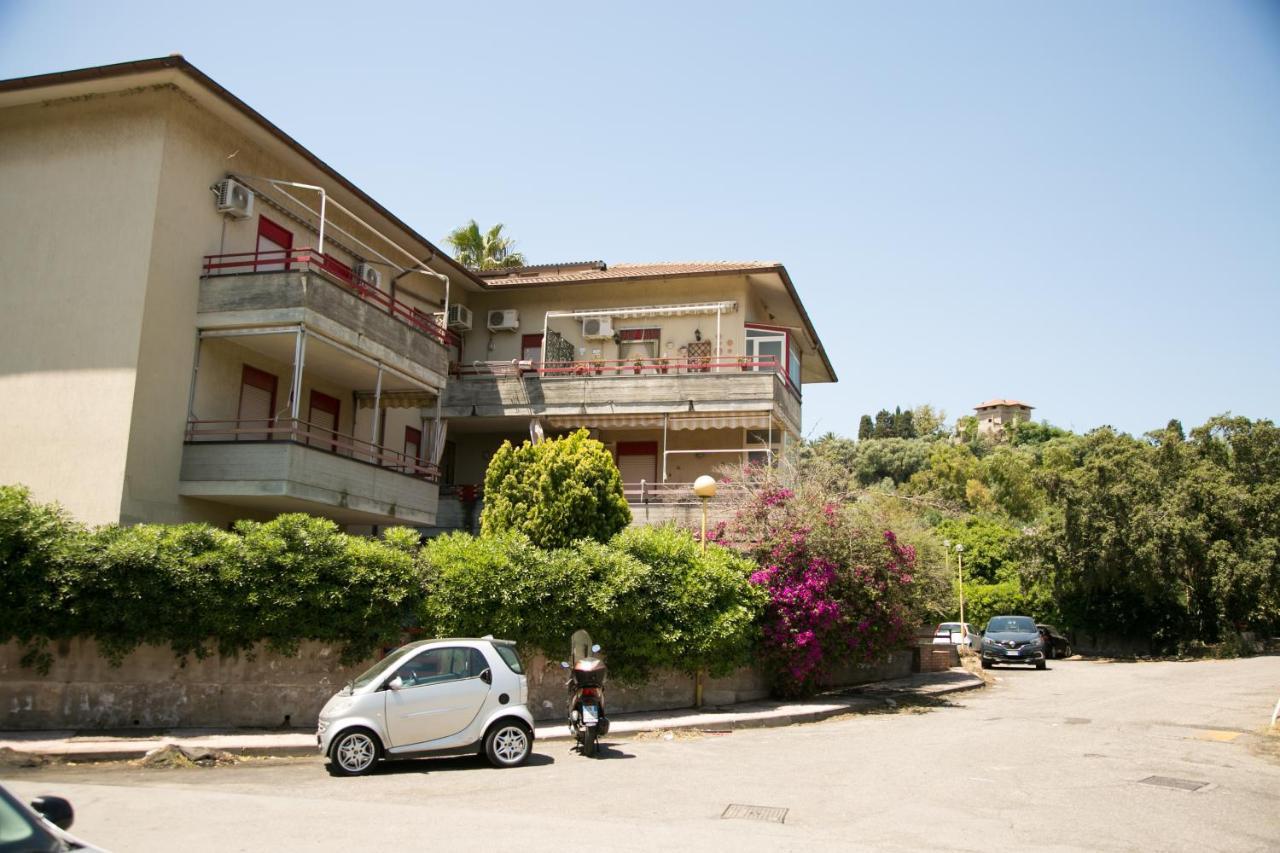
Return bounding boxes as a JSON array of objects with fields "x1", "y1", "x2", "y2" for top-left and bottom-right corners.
[
  {"x1": 738, "y1": 355, "x2": 753, "y2": 372},
  {"x1": 655, "y1": 357, "x2": 670, "y2": 375},
  {"x1": 591, "y1": 357, "x2": 605, "y2": 376},
  {"x1": 632, "y1": 357, "x2": 645, "y2": 375}
]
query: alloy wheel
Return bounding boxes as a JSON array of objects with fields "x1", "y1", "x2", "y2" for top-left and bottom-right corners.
[
  {"x1": 492, "y1": 725, "x2": 529, "y2": 764},
  {"x1": 335, "y1": 732, "x2": 377, "y2": 774}
]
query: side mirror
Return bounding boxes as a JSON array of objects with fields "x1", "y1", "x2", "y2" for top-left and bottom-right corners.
[
  {"x1": 31, "y1": 796, "x2": 74, "y2": 831},
  {"x1": 387, "y1": 676, "x2": 404, "y2": 691},
  {"x1": 560, "y1": 661, "x2": 570, "y2": 669},
  {"x1": 591, "y1": 644, "x2": 601, "y2": 654},
  {"x1": 479, "y1": 668, "x2": 492, "y2": 685}
]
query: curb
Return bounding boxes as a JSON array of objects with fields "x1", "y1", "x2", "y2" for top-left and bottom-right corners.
[{"x1": 1, "y1": 675, "x2": 985, "y2": 763}]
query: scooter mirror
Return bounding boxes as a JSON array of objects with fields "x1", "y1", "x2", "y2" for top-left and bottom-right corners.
[
  {"x1": 560, "y1": 661, "x2": 570, "y2": 669},
  {"x1": 591, "y1": 644, "x2": 601, "y2": 653}
]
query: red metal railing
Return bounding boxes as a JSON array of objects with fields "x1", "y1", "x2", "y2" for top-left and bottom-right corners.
[
  {"x1": 202, "y1": 249, "x2": 457, "y2": 347},
  {"x1": 184, "y1": 417, "x2": 440, "y2": 482}
]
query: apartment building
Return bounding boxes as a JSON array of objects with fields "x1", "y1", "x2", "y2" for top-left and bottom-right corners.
[
  {"x1": 435, "y1": 260, "x2": 836, "y2": 528},
  {"x1": 0, "y1": 57, "x2": 836, "y2": 532},
  {"x1": 0, "y1": 57, "x2": 475, "y2": 528}
]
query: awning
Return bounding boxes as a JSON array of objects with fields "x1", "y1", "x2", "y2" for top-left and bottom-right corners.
[
  {"x1": 546, "y1": 414, "x2": 665, "y2": 429},
  {"x1": 669, "y1": 413, "x2": 770, "y2": 431},
  {"x1": 355, "y1": 390, "x2": 437, "y2": 410}
]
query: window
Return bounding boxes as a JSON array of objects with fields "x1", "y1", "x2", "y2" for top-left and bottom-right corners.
[
  {"x1": 237, "y1": 365, "x2": 277, "y2": 440},
  {"x1": 255, "y1": 216, "x2": 293, "y2": 271},
  {"x1": 493, "y1": 643, "x2": 524, "y2": 674},
  {"x1": 391, "y1": 646, "x2": 485, "y2": 688}
]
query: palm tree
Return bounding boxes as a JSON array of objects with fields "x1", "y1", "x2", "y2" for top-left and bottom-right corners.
[{"x1": 444, "y1": 220, "x2": 527, "y2": 270}]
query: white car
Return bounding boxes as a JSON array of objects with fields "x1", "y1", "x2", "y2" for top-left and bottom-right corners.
[
  {"x1": 318, "y1": 637, "x2": 535, "y2": 776},
  {"x1": 933, "y1": 622, "x2": 980, "y2": 650}
]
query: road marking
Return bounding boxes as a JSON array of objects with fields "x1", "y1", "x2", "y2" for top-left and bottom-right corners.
[
  {"x1": 722, "y1": 804, "x2": 788, "y2": 824},
  {"x1": 1139, "y1": 776, "x2": 1210, "y2": 792},
  {"x1": 1193, "y1": 730, "x2": 1242, "y2": 742}
]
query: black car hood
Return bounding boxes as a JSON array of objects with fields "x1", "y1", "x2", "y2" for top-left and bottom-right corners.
[{"x1": 985, "y1": 632, "x2": 1040, "y2": 642}]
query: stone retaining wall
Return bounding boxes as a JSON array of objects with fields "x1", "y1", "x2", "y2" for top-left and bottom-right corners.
[{"x1": 0, "y1": 639, "x2": 914, "y2": 730}]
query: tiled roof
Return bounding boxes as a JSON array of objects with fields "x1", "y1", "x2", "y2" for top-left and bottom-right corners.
[
  {"x1": 478, "y1": 261, "x2": 782, "y2": 287},
  {"x1": 975, "y1": 399, "x2": 1033, "y2": 409}
]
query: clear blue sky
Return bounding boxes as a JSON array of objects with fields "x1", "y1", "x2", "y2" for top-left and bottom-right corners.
[{"x1": 3, "y1": 1, "x2": 1278, "y2": 438}]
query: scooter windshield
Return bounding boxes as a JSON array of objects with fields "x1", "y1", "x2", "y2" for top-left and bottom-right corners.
[{"x1": 570, "y1": 629, "x2": 594, "y2": 664}]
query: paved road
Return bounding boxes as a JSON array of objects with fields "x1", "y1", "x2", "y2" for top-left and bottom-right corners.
[{"x1": 7, "y1": 657, "x2": 1279, "y2": 852}]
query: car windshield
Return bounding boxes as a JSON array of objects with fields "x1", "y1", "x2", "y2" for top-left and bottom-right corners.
[
  {"x1": 0, "y1": 787, "x2": 47, "y2": 852},
  {"x1": 937, "y1": 623, "x2": 960, "y2": 632},
  {"x1": 350, "y1": 642, "x2": 428, "y2": 690},
  {"x1": 986, "y1": 616, "x2": 1036, "y2": 634},
  {"x1": 493, "y1": 643, "x2": 524, "y2": 674}
]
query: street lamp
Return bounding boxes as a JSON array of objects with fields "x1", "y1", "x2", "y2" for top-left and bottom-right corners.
[
  {"x1": 955, "y1": 543, "x2": 966, "y2": 639},
  {"x1": 693, "y1": 475, "x2": 717, "y2": 554}
]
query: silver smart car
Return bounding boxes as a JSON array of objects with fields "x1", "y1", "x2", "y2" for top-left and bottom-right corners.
[{"x1": 317, "y1": 637, "x2": 534, "y2": 775}]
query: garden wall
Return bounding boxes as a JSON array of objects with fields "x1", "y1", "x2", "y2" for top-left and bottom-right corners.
[{"x1": 0, "y1": 640, "x2": 915, "y2": 730}]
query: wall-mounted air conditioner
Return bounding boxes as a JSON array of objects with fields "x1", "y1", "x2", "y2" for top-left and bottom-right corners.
[
  {"x1": 446, "y1": 303, "x2": 473, "y2": 331},
  {"x1": 353, "y1": 262, "x2": 381, "y2": 289},
  {"x1": 581, "y1": 317, "x2": 614, "y2": 339},
  {"x1": 487, "y1": 309, "x2": 519, "y2": 332},
  {"x1": 213, "y1": 178, "x2": 254, "y2": 219}
]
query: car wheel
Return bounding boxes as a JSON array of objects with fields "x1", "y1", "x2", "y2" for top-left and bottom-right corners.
[
  {"x1": 981, "y1": 657, "x2": 992, "y2": 669},
  {"x1": 582, "y1": 726, "x2": 598, "y2": 757},
  {"x1": 484, "y1": 722, "x2": 531, "y2": 768},
  {"x1": 330, "y1": 728, "x2": 380, "y2": 776},
  {"x1": 1063, "y1": 645, "x2": 1072, "y2": 659},
  {"x1": 1035, "y1": 659, "x2": 1047, "y2": 670}
]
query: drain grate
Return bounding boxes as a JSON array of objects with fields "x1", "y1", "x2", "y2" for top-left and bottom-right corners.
[
  {"x1": 1139, "y1": 776, "x2": 1209, "y2": 792},
  {"x1": 722, "y1": 804, "x2": 788, "y2": 824}
]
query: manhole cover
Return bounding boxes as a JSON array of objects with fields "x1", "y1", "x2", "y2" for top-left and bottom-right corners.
[
  {"x1": 722, "y1": 804, "x2": 788, "y2": 824},
  {"x1": 1139, "y1": 776, "x2": 1209, "y2": 792}
]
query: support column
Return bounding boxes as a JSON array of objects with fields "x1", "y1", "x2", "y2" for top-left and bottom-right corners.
[
  {"x1": 370, "y1": 364, "x2": 384, "y2": 465},
  {"x1": 185, "y1": 332, "x2": 203, "y2": 424},
  {"x1": 288, "y1": 328, "x2": 307, "y2": 424},
  {"x1": 715, "y1": 309, "x2": 722, "y2": 372}
]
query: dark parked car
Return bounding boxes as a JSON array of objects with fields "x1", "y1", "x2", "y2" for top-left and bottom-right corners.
[
  {"x1": 1036, "y1": 624, "x2": 1072, "y2": 659},
  {"x1": 980, "y1": 615, "x2": 1047, "y2": 670},
  {"x1": 0, "y1": 782, "x2": 106, "y2": 851}
]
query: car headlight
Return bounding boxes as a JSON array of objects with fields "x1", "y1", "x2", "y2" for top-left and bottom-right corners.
[
  {"x1": 317, "y1": 719, "x2": 330, "y2": 734},
  {"x1": 321, "y1": 697, "x2": 355, "y2": 718}
]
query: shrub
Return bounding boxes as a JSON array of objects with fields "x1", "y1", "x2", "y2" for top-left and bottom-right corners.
[
  {"x1": 481, "y1": 429, "x2": 631, "y2": 548},
  {"x1": 418, "y1": 525, "x2": 762, "y2": 681}
]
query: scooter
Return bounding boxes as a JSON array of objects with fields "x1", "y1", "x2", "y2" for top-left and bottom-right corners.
[{"x1": 561, "y1": 629, "x2": 609, "y2": 757}]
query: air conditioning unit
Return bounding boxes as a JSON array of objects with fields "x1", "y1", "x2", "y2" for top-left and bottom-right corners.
[
  {"x1": 487, "y1": 309, "x2": 519, "y2": 332},
  {"x1": 353, "y1": 262, "x2": 382, "y2": 289},
  {"x1": 213, "y1": 178, "x2": 254, "y2": 219},
  {"x1": 446, "y1": 303, "x2": 473, "y2": 331},
  {"x1": 581, "y1": 316, "x2": 614, "y2": 339}
]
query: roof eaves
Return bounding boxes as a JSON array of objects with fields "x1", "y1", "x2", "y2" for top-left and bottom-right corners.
[{"x1": 0, "y1": 55, "x2": 488, "y2": 291}]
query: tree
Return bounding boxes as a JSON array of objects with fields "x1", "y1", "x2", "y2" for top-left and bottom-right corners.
[
  {"x1": 857, "y1": 415, "x2": 874, "y2": 441},
  {"x1": 444, "y1": 220, "x2": 527, "y2": 270},
  {"x1": 911, "y1": 405, "x2": 948, "y2": 438},
  {"x1": 481, "y1": 430, "x2": 631, "y2": 548},
  {"x1": 873, "y1": 409, "x2": 893, "y2": 438}
]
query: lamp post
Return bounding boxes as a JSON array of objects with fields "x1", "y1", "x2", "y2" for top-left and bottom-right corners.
[
  {"x1": 955, "y1": 543, "x2": 966, "y2": 639},
  {"x1": 693, "y1": 475, "x2": 718, "y2": 554}
]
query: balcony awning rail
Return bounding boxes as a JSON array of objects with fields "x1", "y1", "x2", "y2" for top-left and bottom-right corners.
[
  {"x1": 202, "y1": 248, "x2": 458, "y2": 347},
  {"x1": 543, "y1": 301, "x2": 738, "y2": 321},
  {"x1": 184, "y1": 417, "x2": 440, "y2": 482}
]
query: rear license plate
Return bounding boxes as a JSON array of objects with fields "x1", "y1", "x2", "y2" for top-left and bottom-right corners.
[{"x1": 582, "y1": 704, "x2": 599, "y2": 725}]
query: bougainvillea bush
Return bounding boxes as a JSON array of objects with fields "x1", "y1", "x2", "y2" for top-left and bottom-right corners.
[{"x1": 713, "y1": 475, "x2": 941, "y2": 696}]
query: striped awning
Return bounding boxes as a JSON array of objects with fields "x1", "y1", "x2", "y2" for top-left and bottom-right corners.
[
  {"x1": 546, "y1": 414, "x2": 665, "y2": 429},
  {"x1": 668, "y1": 413, "x2": 770, "y2": 431},
  {"x1": 355, "y1": 391, "x2": 437, "y2": 410}
]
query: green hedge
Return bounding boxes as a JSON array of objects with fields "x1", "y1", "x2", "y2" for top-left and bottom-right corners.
[{"x1": 1, "y1": 486, "x2": 760, "y2": 681}]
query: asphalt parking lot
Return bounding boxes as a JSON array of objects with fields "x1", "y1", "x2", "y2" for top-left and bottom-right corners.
[{"x1": 6, "y1": 656, "x2": 1279, "y2": 852}]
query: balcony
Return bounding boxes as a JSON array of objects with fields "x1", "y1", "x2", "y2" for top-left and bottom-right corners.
[
  {"x1": 442, "y1": 356, "x2": 801, "y2": 434},
  {"x1": 199, "y1": 249, "x2": 452, "y2": 385},
  {"x1": 180, "y1": 418, "x2": 439, "y2": 526}
]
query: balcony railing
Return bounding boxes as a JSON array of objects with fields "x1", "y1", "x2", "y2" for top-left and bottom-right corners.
[
  {"x1": 452, "y1": 355, "x2": 800, "y2": 396},
  {"x1": 184, "y1": 417, "x2": 440, "y2": 482},
  {"x1": 202, "y1": 249, "x2": 457, "y2": 347}
]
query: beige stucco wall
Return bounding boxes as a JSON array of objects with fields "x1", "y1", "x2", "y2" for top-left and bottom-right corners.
[{"x1": 0, "y1": 93, "x2": 168, "y2": 524}]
